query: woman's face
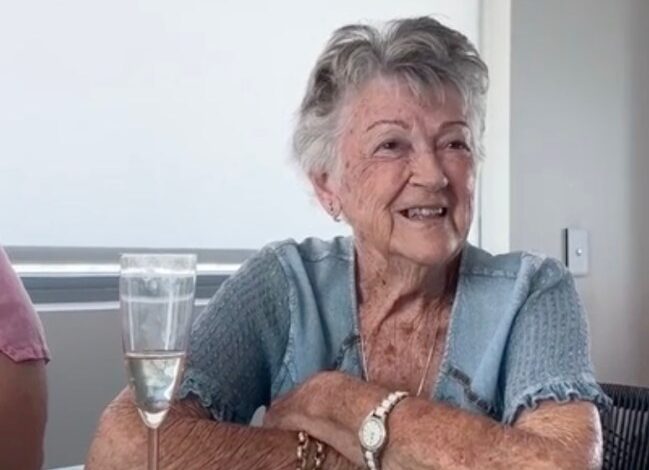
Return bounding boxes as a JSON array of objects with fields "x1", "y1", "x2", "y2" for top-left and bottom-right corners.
[{"x1": 322, "y1": 77, "x2": 476, "y2": 267}]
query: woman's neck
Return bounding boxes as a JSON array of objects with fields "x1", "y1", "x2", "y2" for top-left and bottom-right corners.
[{"x1": 354, "y1": 241, "x2": 461, "y2": 330}]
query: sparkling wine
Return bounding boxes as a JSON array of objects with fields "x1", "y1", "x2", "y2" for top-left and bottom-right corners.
[{"x1": 125, "y1": 350, "x2": 186, "y2": 428}]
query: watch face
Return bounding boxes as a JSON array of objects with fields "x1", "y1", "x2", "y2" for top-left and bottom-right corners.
[{"x1": 360, "y1": 417, "x2": 386, "y2": 451}]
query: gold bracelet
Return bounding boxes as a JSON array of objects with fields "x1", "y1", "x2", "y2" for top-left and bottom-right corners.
[
  {"x1": 296, "y1": 431, "x2": 327, "y2": 470},
  {"x1": 296, "y1": 431, "x2": 310, "y2": 470},
  {"x1": 312, "y1": 438, "x2": 326, "y2": 469}
]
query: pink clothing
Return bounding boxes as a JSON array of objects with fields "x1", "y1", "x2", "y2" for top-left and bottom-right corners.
[{"x1": 0, "y1": 247, "x2": 49, "y2": 362}]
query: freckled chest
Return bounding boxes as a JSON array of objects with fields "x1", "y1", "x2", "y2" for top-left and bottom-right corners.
[{"x1": 359, "y1": 303, "x2": 451, "y2": 397}]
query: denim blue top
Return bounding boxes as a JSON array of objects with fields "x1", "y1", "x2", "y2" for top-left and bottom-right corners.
[{"x1": 180, "y1": 236, "x2": 610, "y2": 425}]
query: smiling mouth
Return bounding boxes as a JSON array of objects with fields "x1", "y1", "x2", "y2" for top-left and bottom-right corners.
[{"x1": 399, "y1": 206, "x2": 448, "y2": 221}]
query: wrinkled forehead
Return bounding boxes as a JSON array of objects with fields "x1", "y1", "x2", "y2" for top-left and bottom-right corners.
[{"x1": 337, "y1": 75, "x2": 469, "y2": 130}]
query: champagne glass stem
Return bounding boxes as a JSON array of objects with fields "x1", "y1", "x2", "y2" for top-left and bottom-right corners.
[{"x1": 148, "y1": 427, "x2": 159, "y2": 470}]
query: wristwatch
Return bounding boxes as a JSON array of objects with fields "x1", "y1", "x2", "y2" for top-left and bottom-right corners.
[{"x1": 358, "y1": 391, "x2": 409, "y2": 470}]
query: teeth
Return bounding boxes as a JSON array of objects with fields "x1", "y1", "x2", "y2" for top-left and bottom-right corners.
[{"x1": 406, "y1": 207, "x2": 444, "y2": 219}]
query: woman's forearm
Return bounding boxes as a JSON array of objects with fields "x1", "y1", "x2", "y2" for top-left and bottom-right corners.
[
  {"x1": 380, "y1": 398, "x2": 598, "y2": 470},
  {"x1": 311, "y1": 373, "x2": 600, "y2": 470},
  {"x1": 86, "y1": 389, "x2": 360, "y2": 470}
]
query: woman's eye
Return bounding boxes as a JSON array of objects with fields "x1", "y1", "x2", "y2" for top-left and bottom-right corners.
[
  {"x1": 380, "y1": 140, "x2": 400, "y2": 151},
  {"x1": 374, "y1": 139, "x2": 406, "y2": 157},
  {"x1": 447, "y1": 140, "x2": 471, "y2": 151}
]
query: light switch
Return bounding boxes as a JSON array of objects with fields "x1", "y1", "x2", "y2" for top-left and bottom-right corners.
[{"x1": 564, "y1": 228, "x2": 589, "y2": 276}]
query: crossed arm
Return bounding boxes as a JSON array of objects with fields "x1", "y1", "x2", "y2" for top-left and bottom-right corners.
[{"x1": 86, "y1": 371, "x2": 602, "y2": 470}]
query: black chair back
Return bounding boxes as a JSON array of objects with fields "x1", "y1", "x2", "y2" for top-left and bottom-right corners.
[{"x1": 600, "y1": 383, "x2": 649, "y2": 470}]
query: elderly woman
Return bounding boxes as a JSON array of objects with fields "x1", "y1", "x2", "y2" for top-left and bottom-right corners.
[
  {"x1": 0, "y1": 246, "x2": 49, "y2": 470},
  {"x1": 88, "y1": 17, "x2": 609, "y2": 469}
]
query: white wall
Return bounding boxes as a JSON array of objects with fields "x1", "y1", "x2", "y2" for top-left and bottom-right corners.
[
  {"x1": 39, "y1": 308, "x2": 124, "y2": 468},
  {"x1": 478, "y1": 0, "x2": 511, "y2": 254},
  {"x1": 510, "y1": 0, "x2": 649, "y2": 386},
  {"x1": 0, "y1": 0, "x2": 479, "y2": 250}
]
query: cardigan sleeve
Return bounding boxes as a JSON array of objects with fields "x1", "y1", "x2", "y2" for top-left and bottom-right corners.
[
  {"x1": 0, "y1": 247, "x2": 49, "y2": 363},
  {"x1": 178, "y1": 246, "x2": 291, "y2": 424},
  {"x1": 501, "y1": 258, "x2": 610, "y2": 424}
]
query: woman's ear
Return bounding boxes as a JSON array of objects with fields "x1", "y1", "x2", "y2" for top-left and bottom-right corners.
[{"x1": 309, "y1": 171, "x2": 342, "y2": 221}]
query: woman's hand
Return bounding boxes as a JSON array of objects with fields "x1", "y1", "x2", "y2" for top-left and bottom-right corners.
[
  {"x1": 263, "y1": 371, "x2": 383, "y2": 466},
  {"x1": 262, "y1": 372, "x2": 324, "y2": 432}
]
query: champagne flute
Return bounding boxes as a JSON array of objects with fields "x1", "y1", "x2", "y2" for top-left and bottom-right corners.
[{"x1": 120, "y1": 254, "x2": 197, "y2": 470}]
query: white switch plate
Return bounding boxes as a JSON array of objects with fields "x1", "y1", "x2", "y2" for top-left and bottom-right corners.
[{"x1": 564, "y1": 228, "x2": 589, "y2": 276}]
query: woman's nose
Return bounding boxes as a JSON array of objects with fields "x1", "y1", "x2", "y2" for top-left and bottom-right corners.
[{"x1": 408, "y1": 149, "x2": 449, "y2": 191}]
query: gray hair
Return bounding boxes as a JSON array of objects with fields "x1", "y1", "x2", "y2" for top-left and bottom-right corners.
[{"x1": 292, "y1": 16, "x2": 489, "y2": 175}]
